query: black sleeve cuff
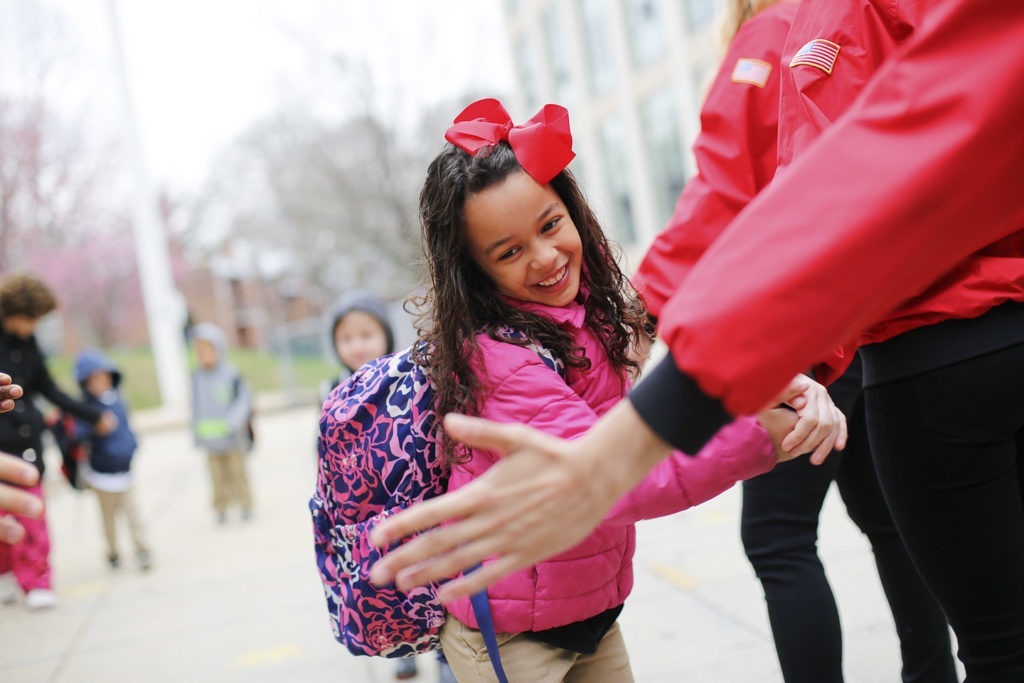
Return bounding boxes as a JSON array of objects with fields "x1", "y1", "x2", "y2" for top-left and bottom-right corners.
[{"x1": 628, "y1": 354, "x2": 733, "y2": 455}]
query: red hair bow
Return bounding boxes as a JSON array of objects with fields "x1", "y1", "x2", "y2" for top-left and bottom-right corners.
[{"x1": 444, "y1": 98, "x2": 575, "y2": 185}]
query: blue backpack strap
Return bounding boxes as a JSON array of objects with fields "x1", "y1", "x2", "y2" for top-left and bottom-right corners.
[{"x1": 470, "y1": 590, "x2": 509, "y2": 683}]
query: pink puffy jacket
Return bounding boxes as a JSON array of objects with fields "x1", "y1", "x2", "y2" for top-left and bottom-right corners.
[{"x1": 445, "y1": 299, "x2": 776, "y2": 633}]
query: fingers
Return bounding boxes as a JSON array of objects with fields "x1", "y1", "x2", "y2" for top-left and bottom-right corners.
[
  {"x1": 0, "y1": 381, "x2": 23, "y2": 413},
  {"x1": 435, "y1": 555, "x2": 525, "y2": 603},
  {"x1": 371, "y1": 501, "x2": 460, "y2": 552},
  {"x1": 780, "y1": 411, "x2": 814, "y2": 453},
  {"x1": 369, "y1": 490, "x2": 481, "y2": 579},
  {"x1": 810, "y1": 410, "x2": 848, "y2": 465},
  {"x1": 771, "y1": 375, "x2": 811, "y2": 410},
  {"x1": 0, "y1": 453, "x2": 42, "y2": 521},
  {"x1": 0, "y1": 453, "x2": 39, "y2": 488},
  {"x1": 779, "y1": 378, "x2": 847, "y2": 460},
  {"x1": 0, "y1": 515, "x2": 25, "y2": 544},
  {"x1": 390, "y1": 527, "x2": 517, "y2": 595},
  {"x1": 442, "y1": 413, "x2": 522, "y2": 455}
]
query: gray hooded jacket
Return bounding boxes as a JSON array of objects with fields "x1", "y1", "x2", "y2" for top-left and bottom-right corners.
[{"x1": 189, "y1": 323, "x2": 252, "y2": 454}]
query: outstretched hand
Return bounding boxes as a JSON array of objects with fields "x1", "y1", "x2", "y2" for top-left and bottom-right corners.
[
  {"x1": 368, "y1": 374, "x2": 844, "y2": 601},
  {"x1": 370, "y1": 401, "x2": 672, "y2": 602},
  {"x1": 0, "y1": 373, "x2": 23, "y2": 413}
]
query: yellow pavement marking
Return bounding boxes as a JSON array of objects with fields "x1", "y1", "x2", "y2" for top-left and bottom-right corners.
[
  {"x1": 232, "y1": 644, "x2": 302, "y2": 669},
  {"x1": 648, "y1": 562, "x2": 697, "y2": 589},
  {"x1": 61, "y1": 580, "x2": 109, "y2": 599},
  {"x1": 697, "y1": 509, "x2": 731, "y2": 524}
]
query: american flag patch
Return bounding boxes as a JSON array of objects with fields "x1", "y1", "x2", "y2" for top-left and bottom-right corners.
[
  {"x1": 789, "y1": 39, "x2": 841, "y2": 75},
  {"x1": 731, "y1": 58, "x2": 772, "y2": 88}
]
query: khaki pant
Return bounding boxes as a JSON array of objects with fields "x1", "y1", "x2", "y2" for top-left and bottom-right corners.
[
  {"x1": 207, "y1": 449, "x2": 253, "y2": 514},
  {"x1": 94, "y1": 488, "x2": 148, "y2": 557},
  {"x1": 440, "y1": 615, "x2": 634, "y2": 683}
]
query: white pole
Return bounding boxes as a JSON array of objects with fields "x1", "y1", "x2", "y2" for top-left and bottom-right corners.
[{"x1": 105, "y1": 0, "x2": 189, "y2": 411}]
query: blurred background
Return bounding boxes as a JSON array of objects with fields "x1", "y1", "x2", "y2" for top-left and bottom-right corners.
[{"x1": 1, "y1": 0, "x2": 721, "y2": 412}]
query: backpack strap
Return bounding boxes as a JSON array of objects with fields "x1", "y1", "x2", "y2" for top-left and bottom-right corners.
[{"x1": 470, "y1": 589, "x2": 509, "y2": 683}]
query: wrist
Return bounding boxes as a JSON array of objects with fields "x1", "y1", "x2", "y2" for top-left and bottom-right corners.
[{"x1": 576, "y1": 399, "x2": 673, "y2": 503}]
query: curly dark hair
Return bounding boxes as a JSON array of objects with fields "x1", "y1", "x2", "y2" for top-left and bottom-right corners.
[
  {"x1": 411, "y1": 142, "x2": 651, "y2": 465},
  {"x1": 0, "y1": 273, "x2": 58, "y2": 320}
]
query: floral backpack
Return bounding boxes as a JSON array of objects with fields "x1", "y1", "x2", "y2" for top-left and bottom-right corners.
[{"x1": 310, "y1": 331, "x2": 562, "y2": 669}]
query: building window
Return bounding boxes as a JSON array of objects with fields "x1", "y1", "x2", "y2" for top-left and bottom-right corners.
[
  {"x1": 624, "y1": 0, "x2": 668, "y2": 68},
  {"x1": 597, "y1": 114, "x2": 636, "y2": 243},
  {"x1": 579, "y1": 0, "x2": 617, "y2": 96},
  {"x1": 685, "y1": 0, "x2": 716, "y2": 32},
  {"x1": 514, "y1": 32, "x2": 541, "y2": 111},
  {"x1": 641, "y1": 88, "x2": 687, "y2": 224},
  {"x1": 542, "y1": 3, "x2": 573, "y2": 105},
  {"x1": 692, "y1": 57, "x2": 715, "y2": 105}
]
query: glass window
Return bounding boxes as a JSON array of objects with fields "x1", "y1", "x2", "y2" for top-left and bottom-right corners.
[
  {"x1": 543, "y1": 3, "x2": 573, "y2": 104},
  {"x1": 641, "y1": 88, "x2": 687, "y2": 224},
  {"x1": 624, "y1": 0, "x2": 668, "y2": 68},
  {"x1": 579, "y1": 0, "x2": 617, "y2": 96},
  {"x1": 692, "y1": 58, "x2": 715, "y2": 105},
  {"x1": 685, "y1": 0, "x2": 716, "y2": 32},
  {"x1": 514, "y1": 32, "x2": 541, "y2": 112},
  {"x1": 597, "y1": 115, "x2": 636, "y2": 243}
]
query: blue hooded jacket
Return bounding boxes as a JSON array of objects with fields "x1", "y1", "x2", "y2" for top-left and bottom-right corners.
[{"x1": 74, "y1": 349, "x2": 138, "y2": 474}]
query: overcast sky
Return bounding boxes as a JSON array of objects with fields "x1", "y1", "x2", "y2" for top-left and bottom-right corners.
[{"x1": 9, "y1": 0, "x2": 515, "y2": 192}]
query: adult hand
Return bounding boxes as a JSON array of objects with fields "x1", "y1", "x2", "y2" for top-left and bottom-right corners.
[
  {"x1": 370, "y1": 400, "x2": 672, "y2": 602},
  {"x1": 0, "y1": 452, "x2": 42, "y2": 544},
  {"x1": 0, "y1": 373, "x2": 23, "y2": 413},
  {"x1": 768, "y1": 374, "x2": 847, "y2": 465}
]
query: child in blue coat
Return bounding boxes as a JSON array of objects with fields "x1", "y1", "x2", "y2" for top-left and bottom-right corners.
[{"x1": 75, "y1": 349, "x2": 151, "y2": 571}]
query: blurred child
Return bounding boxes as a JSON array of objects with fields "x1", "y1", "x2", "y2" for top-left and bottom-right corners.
[
  {"x1": 189, "y1": 323, "x2": 254, "y2": 525},
  {"x1": 322, "y1": 291, "x2": 454, "y2": 682},
  {"x1": 323, "y1": 290, "x2": 395, "y2": 399},
  {"x1": 74, "y1": 349, "x2": 152, "y2": 571},
  {"x1": 0, "y1": 274, "x2": 116, "y2": 611}
]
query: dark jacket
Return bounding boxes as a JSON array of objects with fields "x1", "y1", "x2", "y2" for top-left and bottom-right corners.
[
  {"x1": 0, "y1": 328, "x2": 102, "y2": 474},
  {"x1": 75, "y1": 349, "x2": 138, "y2": 474}
]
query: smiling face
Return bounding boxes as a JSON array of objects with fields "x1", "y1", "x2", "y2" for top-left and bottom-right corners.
[{"x1": 463, "y1": 170, "x2": 583, "y2": 308}]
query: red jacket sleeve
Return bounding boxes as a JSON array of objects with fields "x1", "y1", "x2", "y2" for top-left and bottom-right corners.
[
  {"x1": 659, "y1": 0, "x2": 1024, "y2": 415},
  {"x1": 632, "y1": 2, "x2": 795, "y2": 317}
]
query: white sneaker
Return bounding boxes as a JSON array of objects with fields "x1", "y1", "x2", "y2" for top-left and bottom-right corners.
[
  {"x1": 0, "y1": 572, "x2": 17, "y2": 605},
  {"x1": 24, "y1": 588, "x2": 59, "y2": 611}
]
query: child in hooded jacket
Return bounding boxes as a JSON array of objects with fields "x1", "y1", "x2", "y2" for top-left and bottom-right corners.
[
  {"x1": 410, "y1": 98, "x2": 842, "y2": 682},
  {"x1": 189, "y1": 323, "x2": 254, "y2": 525},
  {"x1": 321, "y1": 290, "x2": 457, "y2": 683},
  {"x1": 321, "y1": 290, "x2": 396, "y2": 403},
  {"x1": 74, "y1": 349, "x2": 152, "y2": 571}
]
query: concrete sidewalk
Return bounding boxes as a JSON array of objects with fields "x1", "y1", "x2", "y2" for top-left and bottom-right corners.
[{"x1": 0, "y1": 404, "x2": 958, "y2": 682}]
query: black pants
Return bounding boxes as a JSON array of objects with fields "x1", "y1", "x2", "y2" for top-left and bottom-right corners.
[
  {"x1": 865, "y1": 343, "x2": 1024, "y2": 683},
  {"x1": 742, "y1": 364, "x2": 956, "y2": 683}
]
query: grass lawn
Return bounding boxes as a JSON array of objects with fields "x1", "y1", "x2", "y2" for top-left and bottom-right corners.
[{"x1": 48, "y1": 347, "x2": 336, "y2": 410}]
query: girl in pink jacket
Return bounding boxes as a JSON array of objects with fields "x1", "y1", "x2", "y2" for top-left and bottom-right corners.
[{"x1": 412, "y1": 98, "x2": 839, "y2": 682}]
